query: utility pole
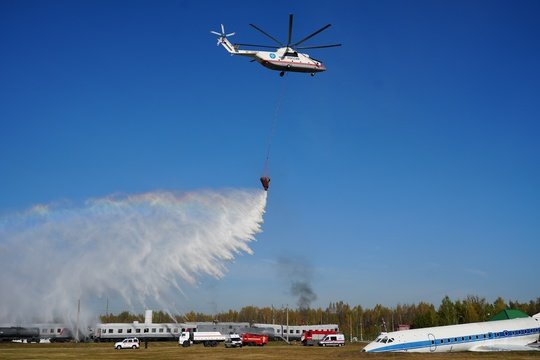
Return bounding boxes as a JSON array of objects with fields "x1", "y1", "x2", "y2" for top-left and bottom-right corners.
[
  {"x1": 360, "y1": 315, "x2": 363, "y2": 342},
  {"x1": 75, "y1": 298, "x2": 80, "y2": 343},
  {"x1": 286, "y1": 305, "x2": 289, "y2": 344},
  {"x1": 349, "y1": 313, "x2": 353, "y2": 343}
]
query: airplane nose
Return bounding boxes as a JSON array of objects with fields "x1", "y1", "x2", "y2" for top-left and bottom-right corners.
[{"x1": 362, "y1": 343, "x2": 374, "y2": 352}]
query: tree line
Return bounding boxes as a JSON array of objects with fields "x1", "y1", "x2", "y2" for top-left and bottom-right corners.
[{"x1": 100, "y1": 295, "x2": 540, "y2": 341}]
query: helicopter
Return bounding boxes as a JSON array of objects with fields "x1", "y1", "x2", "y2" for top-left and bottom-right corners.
[{"x1": 211, "y1": 14, "x2": 341, "y2": 77}]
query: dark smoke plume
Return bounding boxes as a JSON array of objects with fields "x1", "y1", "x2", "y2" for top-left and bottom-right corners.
[
  {"x1": 278, "y1": 257, "x2": 317, "y2": 310},
  {"x1": 291, "y1": 281, "x2": 317, "y2": 310}
]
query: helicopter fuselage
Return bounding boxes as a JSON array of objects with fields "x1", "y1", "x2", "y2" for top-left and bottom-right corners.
[
  {"x1": 217, "y1": 37, "x2": 327, "y2": 75},
  {"x1": 253, "y1": 48, "x2": 326, "y2": 73}
]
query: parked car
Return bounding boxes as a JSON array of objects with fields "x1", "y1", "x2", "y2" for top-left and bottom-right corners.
[{"x1": 114, "y1": 337, "x2": 140, "y2": 349}]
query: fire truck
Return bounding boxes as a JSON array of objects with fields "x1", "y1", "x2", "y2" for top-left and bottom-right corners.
[
  {"x1": 241, "y1": 333, "x2": 268, "y2": 346},
  {"x1": 301, "y1": 329, "x2": 337, "y2": 346}
]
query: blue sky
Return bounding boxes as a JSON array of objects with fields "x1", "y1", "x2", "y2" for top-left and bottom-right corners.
[{"x1": 1, "y1": 0, "x2": 539, "y2": 315}]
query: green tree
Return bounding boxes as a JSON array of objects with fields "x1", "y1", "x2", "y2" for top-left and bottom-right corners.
[
  {"x1": 463, "y1": 300, "x2": 480, "y2": 323},
  {"x1": 438, "y1": 295, "x2": 457, "y2": 325},
  {"x1": 412, "y1": 302, "x2": 438, "y2": 328},
  {"x1": 492, "y1": 297, "x2": 507, "y2": 316}
]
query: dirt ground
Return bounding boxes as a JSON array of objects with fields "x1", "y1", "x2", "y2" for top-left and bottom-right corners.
[{"x1": 1, "y1": 341, "x2": 540, "y2": 360}]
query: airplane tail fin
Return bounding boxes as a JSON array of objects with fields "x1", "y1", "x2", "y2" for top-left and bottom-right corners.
[{"x1": 210, "y1": 24, "x2": 237, "y2": 54}]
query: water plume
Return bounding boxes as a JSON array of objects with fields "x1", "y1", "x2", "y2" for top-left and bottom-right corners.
[{"x1": 0, "y1": 189, "x2": 267, "y2": 328}]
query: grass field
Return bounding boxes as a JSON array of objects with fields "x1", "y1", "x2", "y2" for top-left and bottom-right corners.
[{"x1": 1, "y1": 341, "x2": 540, "y2": 360}]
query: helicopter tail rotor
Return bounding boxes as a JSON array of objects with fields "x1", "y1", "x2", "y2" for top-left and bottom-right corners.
[{"x1": 211, "y1": 24, "x2": 235, "y2": 45}]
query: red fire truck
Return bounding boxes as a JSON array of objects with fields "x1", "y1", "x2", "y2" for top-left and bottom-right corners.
[{"x1": 241, "y1": 333, "x2": 268, "y2": 346}]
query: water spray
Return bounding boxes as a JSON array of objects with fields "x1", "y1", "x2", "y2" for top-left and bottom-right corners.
[{"x1": 0, "y1": 189, "x2": 267, "y2": 330}]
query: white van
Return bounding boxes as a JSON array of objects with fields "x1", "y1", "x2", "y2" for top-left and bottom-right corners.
[
  {"x1": 318, "y1": 333, "x2": 345, "y2": 347},
  {"x1": 224, "y1": 333, "x2": 243, "y2": 348}
]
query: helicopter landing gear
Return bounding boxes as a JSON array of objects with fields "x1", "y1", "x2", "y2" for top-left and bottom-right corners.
[
  {"x1": 279, "y1": 71, "x2": 285, "y2": 77},
  {"x1": 310, "y1": 73, "x2": 315, "y2": 76}
]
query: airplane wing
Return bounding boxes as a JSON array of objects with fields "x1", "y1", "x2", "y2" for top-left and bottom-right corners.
[{"x1": 471, "y1": 344, "x2": 540, "y2": 352}]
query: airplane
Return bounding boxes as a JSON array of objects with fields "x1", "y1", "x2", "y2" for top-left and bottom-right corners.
[
  {"x1": 362, "y1": 312, "x2": 540, "y2": 352},
  {"x1": 211, "y1": 14, "x2": 341, "y2": 77}
]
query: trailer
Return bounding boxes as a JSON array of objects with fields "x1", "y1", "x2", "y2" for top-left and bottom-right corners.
[
  {"x1": 0, "y1": 327, "x2": 40, "y2": 343},
  {"x1": 179, "y1": 331, "x2": 226, "y2": 347},
  {"x1": 94, "y1": 322, "x2": 187, "y2": 341},
  {"x1": 241, "y1": 333, "x2": 268, "y2": 346}
]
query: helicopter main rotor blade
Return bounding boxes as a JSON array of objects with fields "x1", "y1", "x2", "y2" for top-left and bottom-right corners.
[
  {"x1": 292, "y1": 24, "x2": 332, "y2": 47},
  {"x1": 234, "y1": 43, "x2": 279, "y2": 49},
  {"x1": 249, "y1": 23, "x2": 284, "y2": 47},
  {"x1": 287, "y1": 14, "x2": 293, "y2": 47},
  {"x1": 211, "y1": 31, "x2": 222, "y2": 36},
  {"x1": 296, "y1": 43, "x2": 342, "y2": 50}
]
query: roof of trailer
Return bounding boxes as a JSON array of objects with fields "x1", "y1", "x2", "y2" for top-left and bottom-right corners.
[{"x1": 490, "y1": 309, "x2": 529, "y2": 321}]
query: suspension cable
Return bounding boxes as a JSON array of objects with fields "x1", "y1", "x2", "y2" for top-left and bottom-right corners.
[{"x1": 262, "y1": 78, "x2": 288, "y2": 179}]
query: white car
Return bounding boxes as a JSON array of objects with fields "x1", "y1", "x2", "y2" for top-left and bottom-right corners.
[{"x1": 114, "y1": 337, "x2": 140, "y2": 349}]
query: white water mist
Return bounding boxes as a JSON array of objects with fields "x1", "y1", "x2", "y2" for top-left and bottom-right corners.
[{"x1": 0, "y1": 189, "x2": 267, "y2": 328}]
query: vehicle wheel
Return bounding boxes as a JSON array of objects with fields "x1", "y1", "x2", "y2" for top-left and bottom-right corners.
[
  {"x1": 132, "y1": 345, "x2": 137, "y2": 349},
  {"x1": 323, "y1": 344, "x2": 326, "y2": 347},
  {"x1": 182, "y1": 341, "x2": 190, "y2": 347},
  {"x1": 116, "y1": 345, "x2": 121, "y2": 350}
]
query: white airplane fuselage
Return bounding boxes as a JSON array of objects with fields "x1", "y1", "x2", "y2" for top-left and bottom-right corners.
[{"x1": 363, "y1": 313, "x2": 540, "y2": 353}]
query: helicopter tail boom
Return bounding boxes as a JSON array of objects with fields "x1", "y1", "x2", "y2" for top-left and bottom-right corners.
[
  {"x1": 217, "y1": 35, "x2": 237, "y2": 53},
  {"x1": 211, "y1": 25, "x2": 257, "y2": 57}
]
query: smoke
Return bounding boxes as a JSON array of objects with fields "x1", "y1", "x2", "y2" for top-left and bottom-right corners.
[
  {"x1": 279, "y1": 258, "x2": 317, "y2": 310},
  {"x1": 291, "y1": 281, "x2": 317, "y2": 310},
  {"x1": 0, "y1": 189, "x2": 267, "y2": 329}
]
